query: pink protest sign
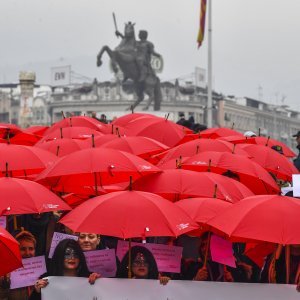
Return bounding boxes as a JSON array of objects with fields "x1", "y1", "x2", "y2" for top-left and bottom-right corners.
[
  {"x1": 84, "y1": 249, "x2": 117, "y2": 278},
  {"x1": 10, "y1": 256, "x2": 47, "y2": 289},
  {"x1": 210, "y1": 234, "x2": 236, "y2": 268},
  {"x1": 116, "y1": 240, "x2": 183, "y2": 273},
  {"x1": 48, "y1": 232, "x2": 78, "y2": 258},
  {"x1": 0, "y1": 216, "x2": 6, "y2": 228}
]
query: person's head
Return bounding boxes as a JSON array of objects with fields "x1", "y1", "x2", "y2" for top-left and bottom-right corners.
[
  {"x1": 50, "y1": 239, "x2": 90, "y2": 277},
  {"x1": 244, "y1": 131, "x2": 256, "y2": 138},
  {"x1": 178, "y1": 112, "x2": 185, "y2": 119},
  {"x1": 138, "y1": 30, "x2": 148, "y2": 41},
  {"x1": 117, "y1": 246, "x2": 158, "y2": 279},
  {"x1": 15, "y1": 231, "x2": 36, "y2": 258},
  {"x1": 292, "y1": 131, "x2": 300, "y2": 145},
  {"x1": 77, "y1": 232, "x2": 100, "y2": 251},
  {"x1": 91, "y1": 111, "x2": 97, "y2": 118}
]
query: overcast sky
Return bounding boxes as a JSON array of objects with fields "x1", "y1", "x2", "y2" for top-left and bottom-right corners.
[{"x1": 1, "y1": 0, "x2": 300, "y2": 110}]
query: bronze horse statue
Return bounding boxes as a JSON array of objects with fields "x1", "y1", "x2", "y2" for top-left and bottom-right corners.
[{"x1": 96, "y1": 22, "x2": 162, "y2": 111}]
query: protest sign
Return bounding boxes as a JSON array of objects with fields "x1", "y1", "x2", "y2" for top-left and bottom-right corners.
[
  {"x1": 48, "y1": 232, "x2": 78, "y2": 258},
  {"x1": 42, "y1": 277, "x2": 300, "y2": 300},
  {"x1": 116, "y1": 240, "x2": 182, "y2": 273},
  {"x1": 292, "y1": 174, "x2": 300, "y2": 197},
  {"x1": 10, "y1": 256, "x2": 47, "y2": 289},
  {"x1": 84, "y1": 249, "x2": 117, "y2": 278},
  {"x1": 0, "y1": 216, "x2": 6, "y2": 228},
  {"x1": 210, "y1": 234, "x2": 236, "y2": 268}
]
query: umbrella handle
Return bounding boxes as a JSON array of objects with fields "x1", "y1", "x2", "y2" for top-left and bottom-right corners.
[
  {"x1": 128, "y1": 239, "x2": 132, "y2": 279},
  {"x1": 203, "y1": 232, "x2": 211, "y2": 268}
]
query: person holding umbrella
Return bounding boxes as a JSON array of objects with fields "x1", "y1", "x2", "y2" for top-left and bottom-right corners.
[
  {"x1": 116, "y1": 246, "x2": 170, "y2": 285},
  {"x1": 30, "y1": 239, "x2": 101, "y2": 300},
  {"x1": 0, "y1": 231, "x2": 37, "y2": 300}
]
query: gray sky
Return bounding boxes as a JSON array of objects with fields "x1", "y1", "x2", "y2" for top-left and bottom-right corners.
[{"x1": 1, "y1": 0, "x2": 300, "y2": 110}]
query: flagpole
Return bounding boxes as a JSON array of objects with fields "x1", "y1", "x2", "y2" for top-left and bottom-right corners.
[{"x1": 207, "y1": 0, "x2": 213, "y2": 128}]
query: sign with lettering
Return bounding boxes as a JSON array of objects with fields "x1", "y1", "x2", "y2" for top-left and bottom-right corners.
[
  {"x1": 48, "y1": 232, "x2": 78, "y2": 258},
  {"x1": 116, "y1": 240, "x2": 182, "y2": 273},
  {"x1": 10, "y1": 256, "x2": 47, "y2": 289},
  {"x1": 51, "y1": 65, "x2": 71, "y2": 86},
  {"x1": 84, "y1": 249, "x2": 117, "y2": 278}
]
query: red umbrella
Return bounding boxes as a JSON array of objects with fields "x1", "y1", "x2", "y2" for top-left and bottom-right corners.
[
  {"x1": 132, "y1": 169, "x2": 254, "y2": 203},
  {"x1": 222, "y1": 136, "x2": 295, "y2": 158},
  {"x1": 237, "y1": 144, "x2": 299, "y2": 181},
  {"x1": 0, "y1": 227, "x2": 22, "y2": 275},
  {"x1": 62, "y1": 193, "x2": 90, "y2": 208},
  {"x1": 40, "y1": 127, "x2": 103, "y2": 142},
  {"x1": 23, "y1": 125, "x2": 49, "y2": 136},
  {"x1": 36, "y1": 148, "x2": 161, "y2": 194},
  {"x1": 0, "y1": 144, "x2": 57, "y2": 178},
  {"x1": 124, "y1": 116, "x2": 190, "y2": 147},
  {"x1": 9, "y1": 132, "x2": 42, "y2": 146},
  {"x1": 181, "y1": 151, "x2": 280, "y2": 194},
  {"x1": 0, "y1": 123, "x2": 22, "y2": 138},
  {"x1": 175, "y1": 197, "x2": 232, "y2": 232},
  {"x1": 156, "y1": 139, "x2": 249, "y2": 166},
  {"x1": 0, "y1": 177, "x2": 71, "y2": 215},
  {"x1": 45, "y1": 116, "x2": 110, "y2": 135},
  {"x1": 208, "y1": 195, "x2": 300, "y2": 244},
  {"x1": 82, "y1": 134, "x2": 119, "y2": 148},
  {"x1": 218, "y1": 135, "x2": 257, "y2": 144},
  {"x1": 35, "y1": 138, "x2": 86, "y2": 157},
  {"x1": 200, "y1": 127, "x2": 243, "y2": 139},
  {"x1": 101, "y1": 136, "x2": 169, "y2": 160},
  {"x1": 112, "y1": 113, "x2": 158, "y2": 127},
  {"x1": 60, "y1": 190, "x2": 198, "y2": 239}
]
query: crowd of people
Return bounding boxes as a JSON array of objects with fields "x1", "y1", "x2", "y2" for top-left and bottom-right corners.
[{"x1": 0, "y1": 214, "x2": 300, "y2": 299}]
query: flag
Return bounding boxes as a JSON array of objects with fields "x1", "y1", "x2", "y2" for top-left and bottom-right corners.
[{"x1": 197, "y1": 0, "x2": 207, "y2": 48}]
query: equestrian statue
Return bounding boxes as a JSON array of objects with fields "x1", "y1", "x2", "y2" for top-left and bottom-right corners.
[{"x1": 96, "y1": 14, "x2": 162, "y2": 111}]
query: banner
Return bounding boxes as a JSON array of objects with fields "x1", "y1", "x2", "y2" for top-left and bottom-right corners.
[
  {"x1": 51, "y1": 65, "x2": 71, "y2": 86},
  {"x1": 42, "y1": 277, "x2": 299, "y2": 300},
  {"x1": 10, "y1": 256, "x2": 47, "y2": 289}
]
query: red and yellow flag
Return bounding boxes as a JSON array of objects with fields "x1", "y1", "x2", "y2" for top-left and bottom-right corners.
[{"x1": 197, "y1": 0, "x2": 207, "y2": 48}]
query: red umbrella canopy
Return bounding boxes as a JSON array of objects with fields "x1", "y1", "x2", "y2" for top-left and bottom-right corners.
[
  {"x1": 222, "y1": 136, "x2": 295, "y2": 158},
  {"x1": 175, "y1": 197, "x2": 232, "y2": 227},
  {"x1": 124, "y1": 116, "x2": 189, "y2": 147},
  {"x1": 156, "y1": 139, "x2": 249, "y2": 166},
  {"x1": 40, "y1": 127, "x2": 104, "y2": 142},
  {"x1": 237, "y1": 144, "x2": 299, "y2": 181},
  {"x1": 0, "y1": 144, "x2": 57, "y2": 178},
  {"x1": 36, "y1": 148, "x2": 161, "y2": 193},
  {"x1": 101, "y1": 136, "x2": 169, "y2": 160},
  {"x1": 35, "y1": 138, "x2": 86, "y2": 157},
  {"x1": 9, "y1": 132, "x2": 42, "y2": 146},
  {"x1": 0, "y1": 123, "x2": 22, "y2": 138},
  {"x1": 112, "y1": 113, "x2": 158, "y2": 127},
  {"x1": 0, "y1": 227, "x2": 22, "y2": 275},
  {"x1": 208, "y1": 195, "x2": 300, "y2": 244},
  {"x1": 181, "y1": 151, "x2": 280, "y2": 195},
  {"x1": 132, "y1": 169, "x2": 254, "y2": 203},
  {"x1": 23, "y1": 125, "x2": 49, "y2": 136},
  {"x1": 60, "y1": 190, "x2": 198, "y2": 239},
  {"x1": 199, "y1": 127, "x2": 244, "y2": 139},
  {"x1": 82, "y1": 134, "x2": 119, "y2": 148},
  {"x1": 0, "y1": 177, "x2": 71, "y2": 215},
  {"x1": 45, "y1": 116, "x2": 110, "y2": 135}
]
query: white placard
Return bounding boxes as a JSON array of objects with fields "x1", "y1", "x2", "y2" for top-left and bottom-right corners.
[
  {"x1": 292, "y1": 174, "x2": 300, "y2": 197},
  {"x1": 10, "y1": 256, "x2": 47, "y2": 289},
  {"x1": 51, "y1": 65, "x2": 71, "y2": 86},
  {"x1": 84, "y1": 249, "x2": 117, "y2": 278},
  {"x1": 42, "y1": 277, "x2": 300, "y2": 300},
  {"x1": 48, "y1": 232, "x2": 78, "y2": 258}
]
